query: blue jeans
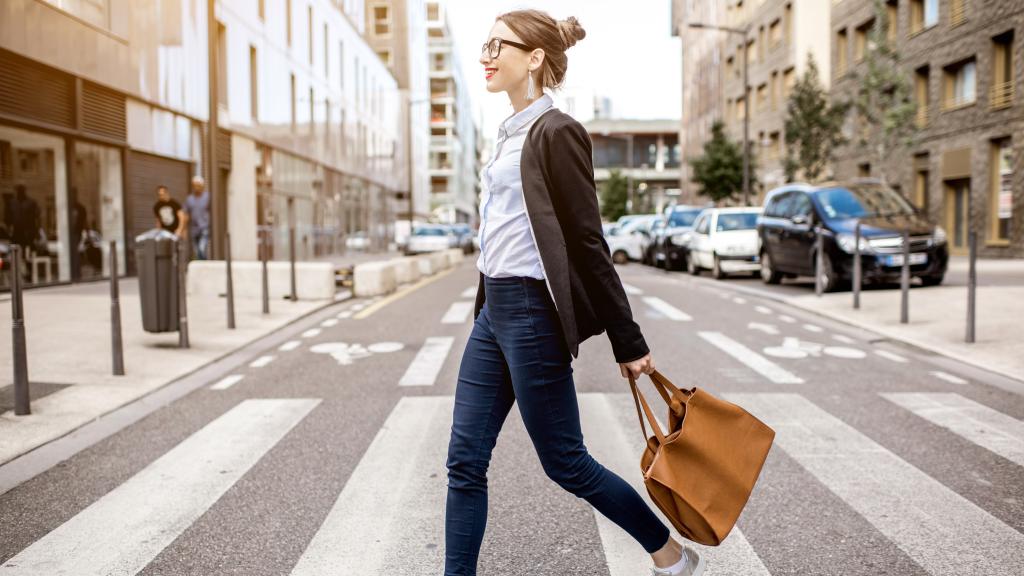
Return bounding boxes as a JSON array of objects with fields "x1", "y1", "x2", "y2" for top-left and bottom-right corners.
[
  {"x1": 191, "y1": 228, "x2": 209, "y2": 260},
  {"x1": 444, "y1": 275, "x2": 669, "y2": 575}
]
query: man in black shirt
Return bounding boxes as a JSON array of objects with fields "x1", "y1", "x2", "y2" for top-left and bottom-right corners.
[{"x1": 152, "y1": 185, "x2": 187, "y2": 237}]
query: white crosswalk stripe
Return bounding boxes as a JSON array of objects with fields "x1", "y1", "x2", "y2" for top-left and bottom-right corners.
[
  {"x1": 249, "y1": 355, "x2": 275, "y2": 368},
  {"x1": 882, "y1": 393, "x2": 1024, "y2": 467},
  {"x1": 399, "y1": 336, "x2": 455, "y2": 386},
  {"x1": 290, "y1": 396, "x2": 451, "y2": 575},
  {"x1": 460, "y1": 286, "x2": 477, "y2": 298},
  {"x1": 726, "y1": 393, "x2": 1024, "y2": 576},
  {"x1": 699, "y1": 332, "x2": 804, "y2": 384},
  {"x1": 874, "y1": 349, "x2": 908, "y2": 363},
  {"x1": 930, "y1": 370, "x2": 968, "y2": 385},
  {"x1": 643, "y1": 296, "x2": 693, "y2": 321},
  {"x1": 441, "y1": 301, "x2": 474, "y2": 324},
  {"x1": 209, "y1": 374, "x2": 244, "y2": 390},
  {"x1": 0, "y1": 399, "x2": 319, "y2": 576},
  {"x1": 622, "y1": 283, "x2": 643, "y2": 295}
]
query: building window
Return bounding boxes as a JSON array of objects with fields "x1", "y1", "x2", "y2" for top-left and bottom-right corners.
[
  {"x1": 286, "y1": 0, "x2": 292, "y2": 46},
  {"x1": 249, "y1": 46, "x2": 258, "y2": 121},
  {"x1": 886, "y1": 0, "x2": 898, "y2": 42},
  {"x1": 989, "y1": 138, "x2": 1013, "y2": 243},
  {"x1": 427, "y1": 2, "x2": 440, "y2": 21},
  {"x1": 309, "y1": 87, "x2": 315, "y2": 134},
  {"x1": 943, "y1": 58, "x2": 976, "y2": 109},
  {"x1": 783, "y1": 67, "x2": 795, "y2": 98},
  {"x1": 858, "y1": 163, "x2": 871, "y2": 177},
  {"x1": 758, "y1": 26, "x2": 766, "y2": 61},
  {"x1": 836, "y1": 28, "x2": 848, "y2": 75},
  {"x1": 784, "y1": 3, "x2": 793, "y2": 45},
  {"x1": 323, "y1": 23, "x2": 329, "y2": 76},
  {"x1": 308, "y1": 5, "x2": 314, "y2": 63},
  {"x1": 339, "y1": 40, "x2": 345, "y2": 88},
  {"x1": 914, "y1": 66, "x2": 930, "y2": 127},
  {"x1": 216, "y1": 21, "x2": 227, "y2": 104},
  {"x1": 726, "y1": 55, "x2": 735, "y2": 79},
  {"x1": 910, "y1": 0, "x2": 937, "y2": 35},
  {"x1": 41, "y1": 0, "x2": 110, "y2": 29},
  {"x1": 372, "y1": 5, "x2": 391, "y2": 36},
  {"x1": 770, "y1": 71, "x2": 779, "y2": 109},
  {"x1": 854, "y1": 19, "x2": 874, "y2": 62},
  {"x1": 746, "y1": 39, "x2": 756, "y2": 65},
  {"x1": 950, "y1": 0, "x2": 966, "y2": 27},
  {"x1": 769, "y1": 19, "x2": 782, "y2": 49},
  {"x1": 258, "y1": 0, "x2": 265, "y2": 20},
  {"x1": 991, "y1": 31, "x2": 1015, "y2": 110},
  {"x1": 377, "y1": 50, "x2": 392, "y2": 66},
  {"x1": 914, "y1": 163, "x2": 929, "y2": 211},
  {"x1": 290, "y1": 74, "x2": 296, "y2": 130},
  {"x1": 756, "y1": 83, "x2": 768, "y2": 112}
]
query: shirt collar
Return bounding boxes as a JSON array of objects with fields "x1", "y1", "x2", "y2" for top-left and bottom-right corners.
[{"x1": 499, "y1": 93, "x2": 554, "y2": 139}]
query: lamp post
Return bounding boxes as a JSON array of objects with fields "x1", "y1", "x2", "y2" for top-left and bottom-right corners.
[{"x1": 689, "y1": 22, "x2": 751, "y2": 206}]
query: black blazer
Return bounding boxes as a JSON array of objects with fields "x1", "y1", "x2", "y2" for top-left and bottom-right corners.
[{"x1": 473, "y1": 108, "x2": 649, "y2": 364}]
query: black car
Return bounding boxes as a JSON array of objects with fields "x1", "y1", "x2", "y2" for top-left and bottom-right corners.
[
  {"x1": 657, "y1": 205, "x2": 705, "y2": 271},
  {"x1": 757, "y1": 181, "x2": 948, "y2": 292}
]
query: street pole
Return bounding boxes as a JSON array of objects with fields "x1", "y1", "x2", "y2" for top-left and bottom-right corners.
[
  {"x1": 626, "y1": 134, "x2": 634, "y2": 213},
  {"x1": 741, "y1": 33, "x2": 750, "y2": 207},
  {"x1": 406, "y1": 93, "x2": 414, "y2": 235},
  {"x1": 225, "y1": 232, "x2": 235, "y2": 329},
  {"x1": 853, "y1": 221, "x2": 862, "y2": 310},
  {"x1": 206, "y1": 0, "x2": 220, "y2": 259},
  {"x1": 109, "y1": 241, "x2": 125, "y2": 376},
  {"x1": 899, "y1": 229, "x2": 910, "y2": 324},
  {"x1": 966, "y1": 230, "x2": 977, "y2": 343},
  {"x1": 10, "y1": 245, "x2": 30, "y2": 415},
  {"x1": 175, "y1": 238, "x2": 190, "y2": 348},
  {"x1": 260, "y1": 228, "x2": 270, "y2": 314},
  {"x1": 814, "y1": 227, "x2": 824, "y2": 297}
]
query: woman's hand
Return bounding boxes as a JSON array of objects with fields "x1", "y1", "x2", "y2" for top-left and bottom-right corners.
[{"x1": 619, "y1": 353, "x2": 655, "y2": 379}]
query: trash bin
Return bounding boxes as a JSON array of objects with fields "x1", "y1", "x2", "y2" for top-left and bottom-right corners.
[{"x1": 135, "y1": 229, "x2": 180, "y2": 333}]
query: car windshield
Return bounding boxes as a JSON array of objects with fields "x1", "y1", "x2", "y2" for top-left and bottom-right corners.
[
  {"x1": 816, "y1": 185, "x2": 915, "y2": 220},
  {"x1": 716, "y1": 212, "x2": 759, "y2": 231},
  {"x1": 668, "y1": 210, "x2": 701, "y2": 227},
  {"x1": 414, "y1": 227, "x2": 447, "y2": 236}
]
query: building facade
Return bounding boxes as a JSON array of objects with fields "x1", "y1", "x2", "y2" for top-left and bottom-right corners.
[
  {"x1": 0, "y1": 0, "x2": 409, "y2": 292},
  {"x1": 584, "y1": 119, "x2": 682, "y2": 216},
  {"x1": 832, "y1": 0, "x2": 1022, "y2": 258}
]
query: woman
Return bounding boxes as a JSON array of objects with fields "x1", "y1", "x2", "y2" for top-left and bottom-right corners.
[{"x1": 444, "y1": 9, "x2": 705, "y2": 576}]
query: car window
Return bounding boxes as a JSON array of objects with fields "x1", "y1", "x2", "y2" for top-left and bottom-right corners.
[
  {"x1": 790, "y1": 194, "x2": 812, "y2": 218},
  {"x1": 765, "y1": 192, "x2": 792, "y2": 218},
  {"x1": 716, "y1": 212, "x2": 760, "y2": 231},
  {"x1": 414, "y1": 227, "x2": 445, "y2": 236},
  {"x1": 668, "y1": 209, "x2": 701, "y2": 227},
  {"x1": 694, "y1": 215, "x2": 710, "y2": 234},
  {"x1": 816, "y1": 184, "x2": 915, "y2": 219}
]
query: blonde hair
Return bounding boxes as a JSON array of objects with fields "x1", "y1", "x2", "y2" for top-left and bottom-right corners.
[{"x1": 495, "y1": 10, "x2": 586, "y2": 90}]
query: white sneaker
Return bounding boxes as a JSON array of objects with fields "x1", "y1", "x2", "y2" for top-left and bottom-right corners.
[{"x1": 651, "y1": 545, "x2": 705, "y2": 576}]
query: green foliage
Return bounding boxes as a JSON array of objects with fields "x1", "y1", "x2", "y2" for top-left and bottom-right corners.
[
  {"x1": 850, "y1": 0, "x2": 918, "y2": 182},
  {"x1": 690, "y1": 121, "x2": 755, "y2": 203},
  {"x1": 784, "y1": 55, "x2": 851, "y2": 182},
  {"x1": 600, "y1": 169, "x2": 629, "y2": 222}
]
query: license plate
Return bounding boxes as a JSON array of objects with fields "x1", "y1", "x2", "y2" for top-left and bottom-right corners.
[{"x1": 883, "y1": 253, "x2": 928, "y2": 267}]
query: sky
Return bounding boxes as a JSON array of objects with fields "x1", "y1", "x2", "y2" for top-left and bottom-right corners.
[{"x1": 443, "y1": 0, "x2": 682, "y2": 139}]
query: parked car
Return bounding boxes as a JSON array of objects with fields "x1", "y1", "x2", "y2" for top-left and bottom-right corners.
[
  {"x1": 449, "y1": 224, "x2": 475, "y2": 254},
  {"x1": 641, "y1": 217, "x2": 666, "y2": 266},
  {"x1": 756, "y1": 181, "x2": 948, "y2": 292},
  {"x1": 406, "y1": 225, "x2": 456, "y2": 255},
  {"x1": 605, "y1": 214, "x2": 659, "y2": 264},
  {"x1": 656, "y1": 205, "x2": 705, "y2": 270},
  {"x1": 345, "y1": 230, "x2": 371, "y2": 251},
  {"x1": 687, "y1": 207, "x2": 763, "y2": 278}
]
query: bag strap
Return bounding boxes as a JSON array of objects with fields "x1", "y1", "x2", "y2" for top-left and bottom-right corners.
[{"x1": 629, "y1": 374, "x2": 666, "y2": 445}]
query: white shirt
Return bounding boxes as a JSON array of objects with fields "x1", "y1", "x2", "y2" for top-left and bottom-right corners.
[{"x1": 476, "y1": 93, "x2": 555, "y2": 279}]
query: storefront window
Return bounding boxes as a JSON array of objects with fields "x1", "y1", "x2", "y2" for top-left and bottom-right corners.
[
  {"x1": 1, "y1": 125, "x2": 68, "y2": 288},
  {"x1": 72, "y1": 141, "x2": 125, "y2": 279}
]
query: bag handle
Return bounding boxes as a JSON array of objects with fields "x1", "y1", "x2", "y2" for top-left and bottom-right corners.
[{"x1": 628, "y1": 374, "x2": 666, "y2": 445}]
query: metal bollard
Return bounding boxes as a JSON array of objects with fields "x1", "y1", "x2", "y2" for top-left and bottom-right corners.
[
  {"x1": 966, "y1": 230, "x2": 977, "y2": 343},
  {"x1": 10, "y1": 245, "x2": 30, "y2": 415},
  {"x1": 175, "y1": 239, "x2": 190, "y2": 348},
  {"x1": 288, "y1": 225, "x2": 297, "y2": 301},
  {"x1": 899, "y1": 229, "x2": 910, "y2": 324},
  {"x1": 853, "y1": 220, "x2": 862, "y2": 309},
  {"x1": 225, "y1": 232, "x2": 236, "y2": 329},
  {"x1": 814, "y1": 226, "x2": 824, "y2": 297},
  {"x1": 261, "y1": 228, "x2": 270, "y2": 314},
  {"x1": 110, "y1": 241, "x2": 125, "y2": 376}
]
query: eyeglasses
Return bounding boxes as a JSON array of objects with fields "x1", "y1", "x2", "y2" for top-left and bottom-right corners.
[{"x1": 480, "y1": 37, "x2": 533, "y2": 59}]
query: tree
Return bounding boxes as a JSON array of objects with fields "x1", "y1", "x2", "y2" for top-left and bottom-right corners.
[
  {"x1": 690, "y1": 121, "x2": 755, "y2": 203},
  {"x1": 850, "y1": 0, "x2": 917, "y2": 184},
  {"x1": 784, "y1": 54, "x2": 851, "y2": 182},
  {"x1": 599, "y1": 169, "x2": 629, "y2": 222}
]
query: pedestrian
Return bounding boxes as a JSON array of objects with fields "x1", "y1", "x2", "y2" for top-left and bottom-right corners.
[
  {"x1": 152, "y1": 184, "x2": 187, "y2": 238},
  {"x1": 445, "y1": 10, "x2": 704, "y2": 576},
  {"x1": 184, "y1": 176, "x2": 211, "y2": 259}
]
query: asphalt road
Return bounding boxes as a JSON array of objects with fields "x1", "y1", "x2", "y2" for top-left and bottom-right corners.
[{"x1": 1, "y1": 259, "x2": 1022, "y2": 575}]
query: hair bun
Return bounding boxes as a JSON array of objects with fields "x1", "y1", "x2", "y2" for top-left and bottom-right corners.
[{"x1": 557, "y1": 16, "x2": 586, "y2": 49}]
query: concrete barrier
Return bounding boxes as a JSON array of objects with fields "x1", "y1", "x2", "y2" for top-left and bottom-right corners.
[
  {"x1": 389, "y1": 257, "x2": 422, "y2": 284},
  {"x1": 188, "y1": 261, "x2": 336, "y2": 300},
  {"x1": 416, "y1": 255, "x2": 434, "y2": 276},
  {"x1": 353, "y1": 261, "x2": 397, "y2": 297},
  {"x1": 429, "y1": 251, "x2": 449, "y2": 272},
  {"x1": 445, "y1": 249, "x2": 465, "y2": 267}
]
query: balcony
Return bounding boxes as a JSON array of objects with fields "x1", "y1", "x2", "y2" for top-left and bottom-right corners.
[
  {"x1": 990, "y1": 81, "x2": 1014, "y2": 110},
  {"x1": 915, "y1": 104, "x2": 930, "y2": 128}
]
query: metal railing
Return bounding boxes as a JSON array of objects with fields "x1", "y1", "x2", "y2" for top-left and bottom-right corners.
[
  {"x1": 950, "y1": 0, "x2": 967, "y2": 27},
  {"x1": 990, "y1": 81, "x2": 1014, "y2": 110},
  {"x1": 915, "y1": 104, "x2": 930, "y2": 128}
]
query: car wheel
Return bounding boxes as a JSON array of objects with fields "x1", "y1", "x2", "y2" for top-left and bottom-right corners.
[
  {"x1": 712, "y1": 254, "x2": 727, "y2": 279},
  {"x1": 817, "y1": 253, "x2": 841, "y2": 293},
  {"x1": 612, "y1": 250, "x2": 629, "y2": 265},
  {"x1": 688, "y1": 252, "x2": 700, "y2": 275},
  {"x1": 921, "y1": 274, "x2": 944, "y2": 287},
  {"x1": 760, "y1": 250, "x2": 782, "y2": 284}
]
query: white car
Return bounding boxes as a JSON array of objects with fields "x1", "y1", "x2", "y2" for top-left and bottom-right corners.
[
  {"x1": 605, "y1": 214, "x2": 659, "y2": 264},
  {"x1": 406, "y1": 225, "x2": 456, "y2": 254},
  {"x1": 687, "y1": 207, "x2": 763, "y2": 279}
]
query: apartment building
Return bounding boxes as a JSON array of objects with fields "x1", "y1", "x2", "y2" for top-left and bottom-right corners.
[
  {"x1": 832, "y1": 0, "x2": 1022, "y2": 257},
  {"x1": 584, "y1": 119, "x2": 682, "y2": 215},
  {"x1": 425, "y1": 1, "x2": 477, "y2": 225}
]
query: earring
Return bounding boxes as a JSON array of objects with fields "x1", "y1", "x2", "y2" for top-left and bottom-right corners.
[{"x1": 526, "y1": 69, "x2": 535, "y2": 101}]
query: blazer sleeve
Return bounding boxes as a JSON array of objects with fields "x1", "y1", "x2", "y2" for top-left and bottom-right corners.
[{"x1": 546, "y1": 120, "x2": 650, "y2": 364}]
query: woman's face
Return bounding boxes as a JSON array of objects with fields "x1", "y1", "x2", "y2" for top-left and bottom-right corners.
[{"x1": 480, "y1": 21, "x2": 539, "y2": 95}]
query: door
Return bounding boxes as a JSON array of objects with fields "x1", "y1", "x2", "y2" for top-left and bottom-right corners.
[
  {"x1": 761, "y1": 192, "x2": 792, "y2": 269},
  {"x1": 124, "y1": 151, "x2": 190, "y2": 275},
  {"x1": 784, "y1": 193, "x2": 817, "y2": 274},
  {"x1": 944, "y1": 179, "x2": 970, "y2": 255}
]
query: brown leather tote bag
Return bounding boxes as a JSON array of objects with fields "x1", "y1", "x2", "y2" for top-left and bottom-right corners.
[{"x1": 628, "y1": 370, "x2": 775, "y2": 546}]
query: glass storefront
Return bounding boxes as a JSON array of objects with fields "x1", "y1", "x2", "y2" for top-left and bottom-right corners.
[{"x1": 72, "y1": 141, "x2": 125, "y2": 280}]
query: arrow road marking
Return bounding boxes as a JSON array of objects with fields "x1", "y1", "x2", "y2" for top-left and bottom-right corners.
[
  {"x1": 699, "y1": 331, "x2": 803, "y2": 384},
  {"x1": 748, "y1": 322, "x2": 779, "y2": 335}
]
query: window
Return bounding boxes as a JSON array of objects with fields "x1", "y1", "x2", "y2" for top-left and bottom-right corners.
[
  {"x1": 736, "y1": 97, "x2": 746, "y2": 120},
  {"x1": 757, "y1": 84, "x2": 768, "y2": 112},
  {"x1": 914, "y1": 166, "x2": 929, "y2": 210},
  {"x1": 950, "y1": 0, "x2": 966, "y2": 27},
  {"x1": 290, "y1": 74, "x2": 296, "y2": 130},
  {"x1": 886, "y1": 0, "x2": 898, "y2": 41},
  {"x1": 339, "y1": 41, "x2": 345, "y2": 88},
  {"x1": 991, "y1": 31, "x2": 1014, "y2": 110},
  {"x1": 746, "y1": 39, "x2": 756, "y2": 65},
  {"x1": 249, "y1": 46, "x2": 258, "y2": 121},
  {"x1": 758, "y1": 26, "x2": 766, "y2": 61},
  {"x1": 943, "y1": 58, "x2": 976, "y2": 109},
  {"x1": 308, "y1": 5, "x2": 314, "y2": 63},
  {"x1": 783, "y1": 68, "x2": 795, "y2": 98},
  {"x1": 41, "y1": 0, "x2": 110, "y2": 29},
  {"x1": 258, "y1": 0, "x2": 265, "y2": 20},
  {"x1": 309, "y1": 87, "x2": 314, "y2": 135},
  {"x1": 854, "y1": 19, "x2": 874, "y2": 62},
  {"x1": 377, "y1": 50, "x2": 392, "y2": 66},
  {"x1": 770, "y1": 71, "x2": 779, "y2": 109},
  {"x1": 836, "y1": 28, "x2": 848, "y2": 75},
  {"x1": 858, "y1": 163, "x2": 871, "y2": 177},
  {"x1": 784, "y1": 3, "x2": 793, "y2": 45},
  {"x1": 427, "y1": 3, "x2": 440, "y2": 21},
  {"x1": 769, "y1": 19, "x2": 781, "y2": 48},
  {"x1": 216, "y1": 21, "x2": 227, "y2": 104},
  {"x1": 323, "y1": 23, "x2": 329, "y2": 76},
  {"x1": 373, "y1": 5, "x2": 391, "y2": 36},
  {"x1": 910, "y1": 0, "x2": 937, "y2": 34},
  {"x1": 286, "y1": 0, "x2": 292, "y2": 46},
  {"x1": 726, "y1": 55, "x2": 735, "y2": 79},
  {"x1": 989, "y1": 138, "x2": 1013, "y2": 243},
  {"x1": 915, "y1": 66, "x2": 930, "y2": 127}
]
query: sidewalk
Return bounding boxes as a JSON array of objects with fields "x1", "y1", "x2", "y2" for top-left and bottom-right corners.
[
  {"x1": 0, "y1": 275, "x2": 344, "y2": 466},
  {"x1": 784, "y1": 257, "x2": 1024, "y2": 382}
]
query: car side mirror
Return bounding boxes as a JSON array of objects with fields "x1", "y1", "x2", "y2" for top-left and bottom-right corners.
[{"x1": 791, "y1": 214, "x2": 808, "y2": 225}]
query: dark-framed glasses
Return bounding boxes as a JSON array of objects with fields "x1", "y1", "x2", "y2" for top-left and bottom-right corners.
[{"x1": 480, "y1": 37, "x2": 533, "y2": 59}]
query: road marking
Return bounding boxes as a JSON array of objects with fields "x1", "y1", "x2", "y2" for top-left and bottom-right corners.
[
  {"x1": 460, "y1": 286, "x2": 477, "y2": 298},
  {"x1": 802, "y1": 324, "x2": 824, "y2": 333},
  {"x1": 930, "y1": 370, "x2": 968, "y2": 385},
  {"x1": 249, "y1": 355, "x2": 275, "y2": 368},
  {"x1": 399, "y1": 337, "x2": 455, "y2": 387},
  {"x1": 763, "y1": 337, "x2": 866, "y2": 360},
  {"x1": 727, "y1": 393, "x2": 1024, "y2": 576},
  {"x1": 874, "y1": 350, "x2": 908, "y2": 363},
  {"x1": 209, "y1": 374, "x2": 244, "y2": 391},
  {"x1": 320, "y1": 318, "x2": 338, "y2": 328},
  {"x1": 301, "y1": 328, "x2": 321, "y2": 338},
  {"x1": 754, "y1": 305, "x2": 773, "y2": 314},
  {"x1": 832, "y1": 334, "x2": 856, "y2": 344},
  {"x1": 310, "y1": 342, "x2": 372, "y2": 365},
  {"x1": 368, "y1": 342, "x2": 404, "y2": 353},
  {"x1": 351, "y1": 303, "x2": 366, "y2": 311},
  {"x1": 578, "y1": 393, "x2": 772, "y2": 576},
  {"x1": 642, "y1": 297, "x2": 692, "y2": 321},
  {"x1": 354, "y1": 268, "x2": 457, "y2": 319},
  {"x1": 1, "y1": 399, "x2": 319, "y2": 576},
  {"x1": 290, "y1": 396, "x2": 450, "y2": 575},
  {"x1": 621, "y1": 283, "x2": 643, "y2": 295},
  {"x1": 881, "y1": 393, "x2": 1024, "y2": 467},
  {"x1": 732, "y1": 297, "x2": 747, "y2": 305},
  {"x1": 336, "y1": 310, "x2": 353, "y2": 319},
  {"x1": 441, "y1": 301, "x2": 474, "y2": 324},
  {"x1": 748, "y1": 322, "x2": 779, "y2": 335},
  {"x1": 279, "y1": 340, "x2": 302, "y2": 352},
  {"x1": 778, "y1": 315, "x2": 796, "y2": 323},
  {"x1": 699, "y1": 332, "x2": 803, "y2": 384}
]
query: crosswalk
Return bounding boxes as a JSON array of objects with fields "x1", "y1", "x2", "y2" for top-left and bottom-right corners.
[{"x1": 4, "y1": 387, "x2": 1021, "y2": 575}]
